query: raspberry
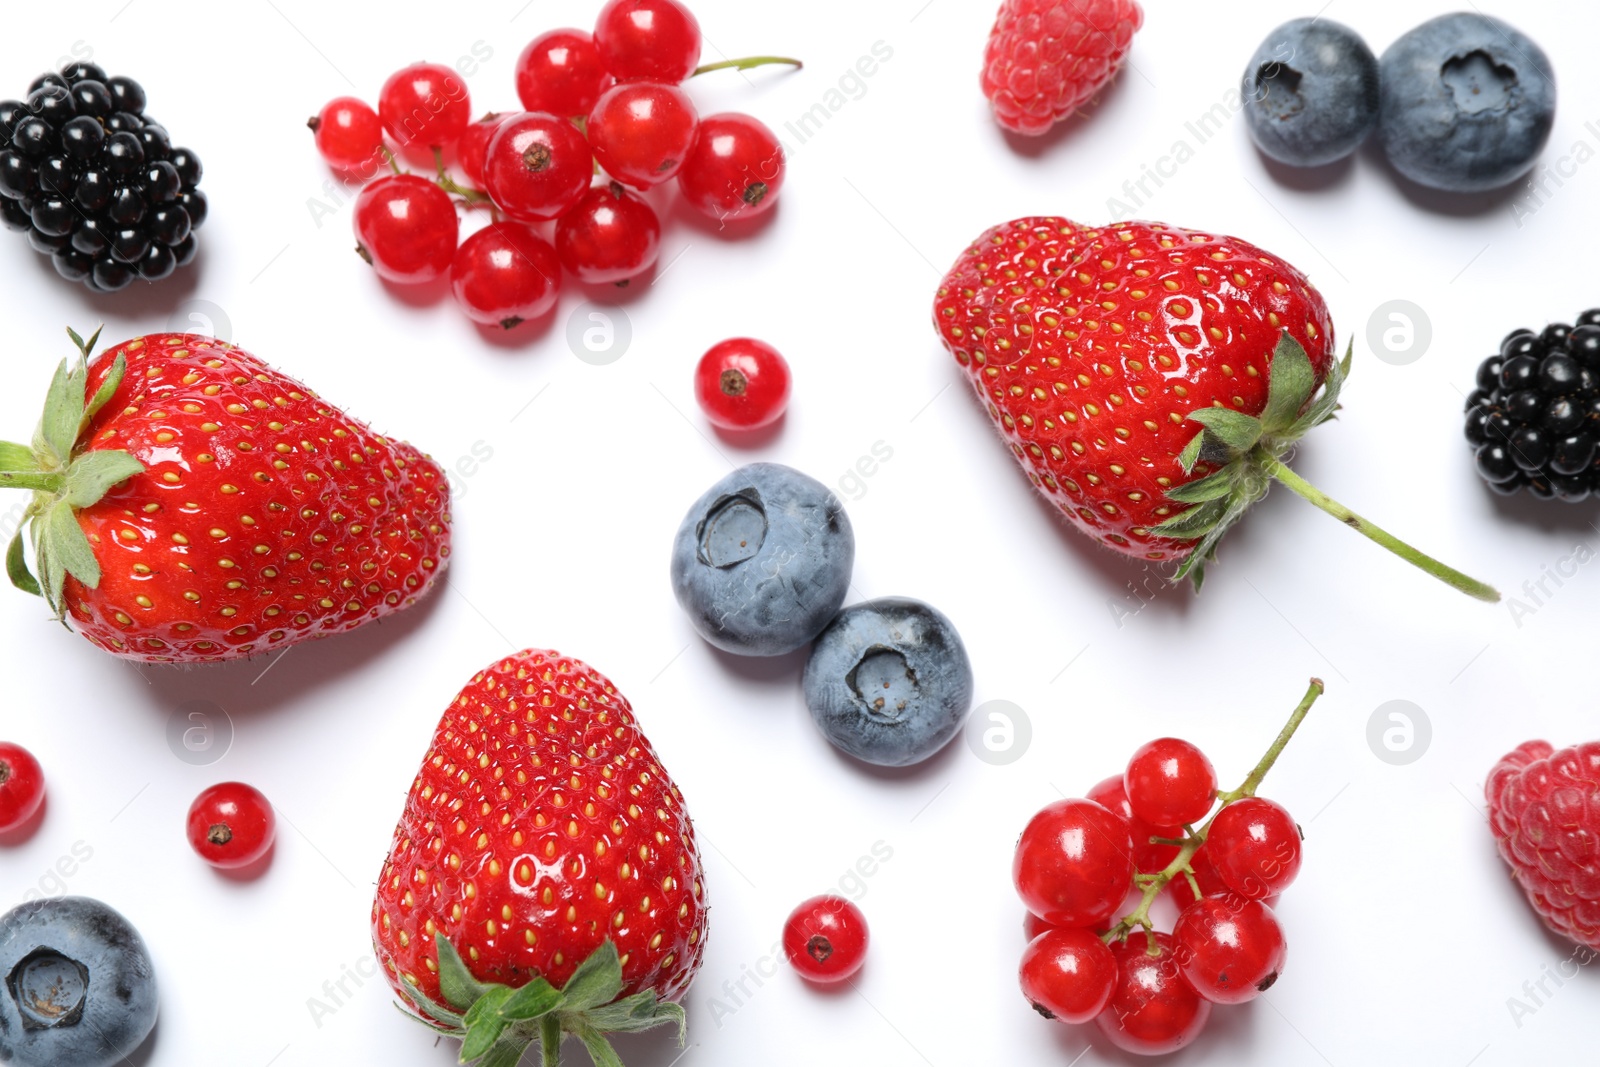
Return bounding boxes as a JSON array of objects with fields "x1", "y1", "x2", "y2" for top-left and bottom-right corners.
[
  {"x1": 1486, "y1": 739, "x2": 1600, "y2": 949},
  {"x1": 981, "y1": 0, "x2": 1144, "y2": 136}
]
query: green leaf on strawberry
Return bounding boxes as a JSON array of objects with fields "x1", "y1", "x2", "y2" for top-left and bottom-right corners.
[
  {"x1": 419, "y1": 935, "x2": 685, "y2": 1067},
  {"x1": 1, "y1": 327, "x2": 143, "y2": 616}
]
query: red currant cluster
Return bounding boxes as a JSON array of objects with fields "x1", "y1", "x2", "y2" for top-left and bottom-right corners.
[
  {"x1": 1012, "y1": 680, "x2": 1321, "y2": 1056},
  {"x1": 307, "y1": 0, "x2": 796, "y2": 329}
]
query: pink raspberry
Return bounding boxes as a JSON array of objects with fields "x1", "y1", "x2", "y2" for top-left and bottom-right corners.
[
  {"x1": 981, "y1": 0, "x2": 1144, "y2": 136},
  {"x1": 1486, "y1": 739, "x2": 1600, "y2": 949}
]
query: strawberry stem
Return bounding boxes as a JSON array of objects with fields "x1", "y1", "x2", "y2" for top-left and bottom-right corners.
[
  {"x1": 1103, "y1": 678, "x2": 1324, "y2": 949},
  {"x1": 691, "y1": 55, "x2": 803, "y2": 76},
  {"x1": 1261, "y1": 456, "x2": 1500, "y2": 603}
]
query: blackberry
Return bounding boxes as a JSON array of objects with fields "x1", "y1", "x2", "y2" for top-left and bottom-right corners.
[
  {"x1": 0, "y1": 62, "x2": 204, "y2": 291},
  {"x1": 1467, "y1": 310, "x2": 1600, "y2": 502}
]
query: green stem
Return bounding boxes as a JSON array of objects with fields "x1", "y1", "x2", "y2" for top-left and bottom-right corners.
[
  {"x1": 691, "y1": 55, "x2": 803, "y2": 76},
  {"x1": 432, "y1": 148, "x2": 493, "y2": 205},
  {"x1": 0, "y1": 471, "x2": 62, "y2": 492},
  {"x1": 1103, "y1": 678, "x2": 1325, "y2": 948},
  {"x1": 1261, "y1": 455, "x2": 1500, "y2": 603},
  {"x1": 540, "y1": 1016, "x2": 561, "y2": 1067}
]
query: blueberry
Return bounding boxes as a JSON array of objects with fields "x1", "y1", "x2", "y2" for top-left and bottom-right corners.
[
  {"x1": 1378, "y1": 13, "x2": 1556, "y2": 193},
  {"x1": 670, "y1": 463, "x2": 855, "y2": 656},
  {"x1": 1241, "y1": 18, "x2": 1379, "y2": 167},
  {"x1": 0, "y1": 897, "x2": 158, "y2": 1067},
  {"x1": 802, "y1": 597, "x2": 973, "y2": 767}
]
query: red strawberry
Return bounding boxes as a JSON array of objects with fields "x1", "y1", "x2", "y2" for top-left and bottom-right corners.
[
  {"x1": 982, "y1": 0, "x2": 1144, "y2": 135},
  {"x1": 1488, "y1": 740, "x2": 1600, "y2": 950},
  {"x1": 0, "y1": 329, "x2": 450, "y2": 662},
  {"x1": 933, "y1": 217, "x2": 1497, "y2": 600},
  {"x1": 372, "y1": 649, "x2": 708, "y2": 1066}
]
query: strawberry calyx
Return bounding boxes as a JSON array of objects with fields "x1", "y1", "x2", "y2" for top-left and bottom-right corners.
[
  {"x1": 396, "y1": 934, "x2": 686, "y2": 1067},
  {"x1": 1153, "y1": 331, "x2": 1499, "y2": 603},
  {"x1": 1, "y1": 327, "x2": 145, "y2": 619}
]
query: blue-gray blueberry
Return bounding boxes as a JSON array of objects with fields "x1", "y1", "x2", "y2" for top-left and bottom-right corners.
[
  {"x1": 1242, "y1": 18, "x2": 1379, "y2": 167},
  {"x1": 803, "y1": 597, "x2": 973, "y2": 767},
  {"x1": 1379, "y1": 13, "x2": 1556, "y2": 193},
  {"x1": 0, "y1": 897, "x2": 158, "y2": 1067},
  {"x1": 671, "y1": 463, "x2": 854, "y2": 656}
]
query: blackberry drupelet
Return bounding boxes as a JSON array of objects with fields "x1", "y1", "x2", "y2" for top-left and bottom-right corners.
[
  {"x1": 0, "y1": 63, "x2": 205, "y2": 290},
  {"x1": 1466, "y1": 310, "x2": 1600, "y2": 502}
]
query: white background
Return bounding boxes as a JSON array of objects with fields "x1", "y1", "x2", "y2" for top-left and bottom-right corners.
[{"x1": 1, "y1": 1, "x2": 1597, "y2": 1065}]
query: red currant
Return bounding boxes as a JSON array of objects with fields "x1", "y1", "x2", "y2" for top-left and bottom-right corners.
[
  {"x1": 783, "y1": 895, "x2": 868, "y2": 983},
  {"x1": 677, "y1": 113, "x2": 786, "y2": 222},
  {"x1": 1019, "y1": 926, "x2": 1118, "y2": 1024},
  {"x1": 457, "y1": 113, "x2": 507, "y2": 188},
  {"x1": 450, "y1": 222, "x2": 562, "y2": 329},
  {"x1": 1013, "y1": 798, "x2": 1133, "y2": 928},
  {"x1": 587, "y1": 82, "x2": 698, "y2": 188},
  {"x1": 1125, "y1": 738, "x2": 1217, "y2": 827},
  {"x1": 309, "y1": 96, "x2": 385, "y2": 173},
  {"x1": 0, "y1": 742, "x2": 45, "y2": 835},
  {"x1": 378, "y1": 62, "x2": 472, "y2": 154},
  {"x1": 516, "y1": 29, "x2": 612, "y2": 117},
  {"x1": 186, "y1": 782, "x2": 275, "y2": 870},
  {"x1": 1096, "y1": 931, "x2": 1211, "y2": 1055},
  {"x1": 1087, "y1": 773, "x2": 1181, "y2": 875},
  {"x1": 555, "y1": 181, "x2": 662, "y2": 285},
  {"x1": 1166, "y1": 842, "x2": 1229, "y2": 910},
  {"x1": 593, "y1": 0, "x2": 702, "y2": 83},
  {"x1": 1023, "y1": 911, "x2": 1054, "y2": 942},
  {"x1": 1207, "y1": 797, "x2": 1302, "y2": 899},
  {"x1": 483, "y1": 112, "x2": 594, "y2": 222},
  {"x1": 353, "y1": 174, "x2": 458, "y2": 285},
  {"x1": 694, "y1": 338, "x2": 791, "y2": 430},
  {"x1": 1172, "y1": 894, "x2": 1287, "y2": 1004}
]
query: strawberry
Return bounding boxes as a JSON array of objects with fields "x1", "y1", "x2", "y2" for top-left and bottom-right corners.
[
  {"x1": 1488, "y1": 740, "x2": 1600, "y2": 950},
  {"x1": 933, "y1": 217, "x2": 1497, "y2": 600},
  {"x1": 982, "y1": 0, "x2": 1144, "y2": 135},
  {"x1": 372, "y1": 648, "x2": 708, "y2": 1066},
  {"x1": 0, "y1": 329, "x2": 450, "y2": 662}
]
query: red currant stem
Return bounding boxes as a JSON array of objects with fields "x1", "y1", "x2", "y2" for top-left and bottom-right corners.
[
  {"x1": 1261, "y1": 456, "x2": 1500, "y2": 603},
  {"x1": 690, "y1": 55, "x2": 804, "y2": 76},
  {"x1": 1102, "y1": 678, "x2": 1324, "y2": 951},
  {"x1": 382, "y1": 146, "x2": 401, "y2": 177},
  {"x1": 431, "y1": 148, "x2": 492, "y2": 206}
]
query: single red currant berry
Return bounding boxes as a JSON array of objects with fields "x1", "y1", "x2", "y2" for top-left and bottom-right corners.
[
  {"x1": 593, "y1": 0, "x2": 702, "y2": 83},
  {"x1": 186, "y1": 782, "x2": 275, "y2": 870},
  {"x1": 1097, "y1": 932, "x2": 1211, "y2": 1054},
  {"x1": 1166, "y1": 842, "x2": 1230, "y2": 910},
  {"x1": 677, "y1": 113, "x2": 786, "y2": 222},
  {"x1": 0, "y1": 742, "x2": 46, "y2": 835},
  {"x1": 457, "y1": 113, "x2": 507, "y2": 188},
  {"x1": 308, "y1": 96, "x2": 385, "y2": 173},
  {"x1": 1087, "y1": 773, "x2": 1181, "y2": 875},
  {"x1": 451, "y1": 222, "x2": 562, "y2": 329},
  {"x1": 353, "y1": 174, "x2": 458, "y2": 285},
  {"x1": 1013, "y1": 798, "x2": 1133, "y2": 929},
  {"x1": 1172, "y1": 894, "x2": 1287, "y2": 1004},
  {"x1": 694, "y1": 338, "x2": 791, "y2": 431},
  {"x1": 516, "y1": 29, "x2": 612, "y2": 117},
  {"x1": 555, "y1": 181, "x2": 662, "y2": 285},
  {"x1": 587, "y1": 82, "x2": 698, "y2": 188},
  {"x1": 1125, "y1": 738, "x2": 1217, "y2": 827},
  {"x1": 378, "y1": 62, "x2": 473, "y2": 154},
  {"x1": 1207, "y1": 797, "x2": 1303, "y2": 899},
  {"x1": 783, "y1": 895, "x2": 869, "y2": 983},
  {"x1": 1019, "y1": 927, "x2": 1118, "y2": 1024},
  {"x1": 484, "y1": 112, "x2": 594, "y2": 222}
]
